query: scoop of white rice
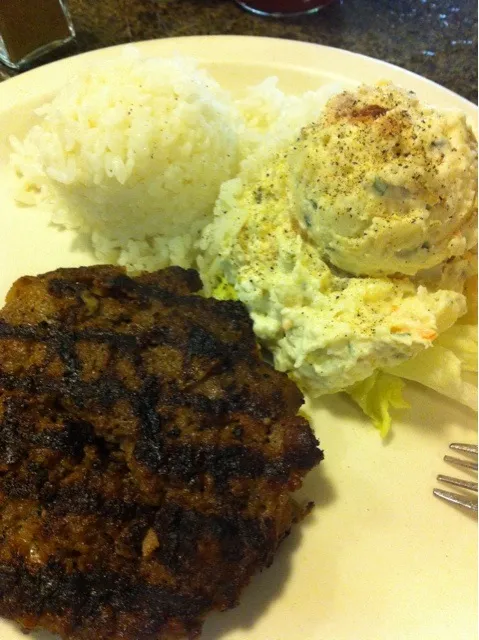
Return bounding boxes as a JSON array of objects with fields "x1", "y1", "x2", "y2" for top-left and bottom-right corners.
[{"x1": 11, "y1": 48, "x2": 241, "y2": 270}]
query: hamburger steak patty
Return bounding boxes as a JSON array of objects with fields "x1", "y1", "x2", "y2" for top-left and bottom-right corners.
[{"x1": 0, "y1": 265, "x2": 323, "y2": 639}]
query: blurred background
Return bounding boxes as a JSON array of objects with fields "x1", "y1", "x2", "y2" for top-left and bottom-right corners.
[{"x1": 0, "y1": 0, "x2": 477, "y2": 102}]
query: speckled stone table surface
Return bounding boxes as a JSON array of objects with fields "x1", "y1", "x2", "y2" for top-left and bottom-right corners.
[{"x1": 0, "y1": 0, "x2": 477, "y2": 102}]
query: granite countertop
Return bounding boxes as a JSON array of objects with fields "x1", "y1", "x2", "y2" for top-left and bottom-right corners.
[{"x1": 0, "y1": 0, "x2": 477, "y2": 102}]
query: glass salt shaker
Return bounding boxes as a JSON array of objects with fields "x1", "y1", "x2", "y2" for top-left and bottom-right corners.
[{"x1": 0, "y1": 0, "x2": 75, "y2": 70}]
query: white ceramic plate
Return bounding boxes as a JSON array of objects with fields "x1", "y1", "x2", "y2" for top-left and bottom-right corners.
[{"x1": 0, "y1": 37, "x2": 477, "y2": 640}]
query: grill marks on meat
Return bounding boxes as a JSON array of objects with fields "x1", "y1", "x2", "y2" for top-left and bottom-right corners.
[{"x1": 0, "y1": 265, "x2": 323, "y2": 639}]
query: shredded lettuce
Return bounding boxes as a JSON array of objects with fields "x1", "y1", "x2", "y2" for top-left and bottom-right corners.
[{"x1": 346, "y1": 371, "x2": 410, "y2": 437}]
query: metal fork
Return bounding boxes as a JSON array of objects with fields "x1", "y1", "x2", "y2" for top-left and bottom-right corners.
[{"x1": 433, "y1": 443, "x2": 478, "y2": 512}]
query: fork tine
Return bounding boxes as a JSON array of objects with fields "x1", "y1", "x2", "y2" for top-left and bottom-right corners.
[
  {"x1": 433, "y1": 488, "x2": 478, "y2": 511},
  {"x1": 449, "y1": 443, "x2": 478, "y2": 455},
  {"x1": 437, "y1": 474, "x2": 478, "y2": 492},
  {"x1": 444, "y1": 455, "x2": 478, "y2": 471}
]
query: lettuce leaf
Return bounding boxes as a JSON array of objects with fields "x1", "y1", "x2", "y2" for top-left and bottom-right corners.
[
  {"x1": 348, "y1": 320, "x2": 477, "y2": 434},
  {"x1": 434, "y1": 324, "x2": 477, "y2": 372},
  {"x1": 346, "y1": 371, "x2": 410, "y2": 438},
  {"x1": 384, "y1": 329, "x2": 478, "y2": 411},
  {"x1": 212, "y1": 277, "x2": 238, "y2": 301}
]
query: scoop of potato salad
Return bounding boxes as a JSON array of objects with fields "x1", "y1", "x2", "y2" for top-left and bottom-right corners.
[
  {"x1": 289, "y1": 82, "x2": 477, "y2": 277},
  {"x1": 199, "y1": 81, "x2": 477, "y2": 412}
]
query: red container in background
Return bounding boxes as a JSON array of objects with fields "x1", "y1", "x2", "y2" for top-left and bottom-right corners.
[{"x1": 235, "y1": 0, "x2": 336, "y2": 16}]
